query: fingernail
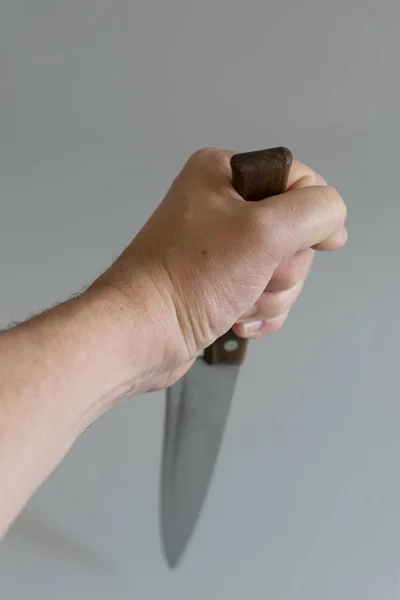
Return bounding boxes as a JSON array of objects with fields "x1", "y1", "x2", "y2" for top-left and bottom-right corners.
[
  {"x1": 241, "y1": 304, "x2": 258, "y2": 318},
  {"x1": 243, "y1": 320, "x2": 264, "y2": 334}
]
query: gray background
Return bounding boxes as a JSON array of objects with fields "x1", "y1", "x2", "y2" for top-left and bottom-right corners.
[{"x1": 0, "y1": 1, "x2": 399, "y2": 598}]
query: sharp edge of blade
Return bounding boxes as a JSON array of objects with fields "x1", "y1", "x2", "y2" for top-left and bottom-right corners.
[
  {"x1": 160, "y1": 377, "x2": 187, "y2": 568},
  {"x1": 160, "y1": 361, "x2": 240, "y2": 568}
]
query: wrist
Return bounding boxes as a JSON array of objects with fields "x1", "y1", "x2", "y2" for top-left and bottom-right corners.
[
  {"x1": 88, "y1": 253, "x2": 192, "y2": 392},
  {"x1": 70, "y1": 285, "x2": 152, "y2": 422}
]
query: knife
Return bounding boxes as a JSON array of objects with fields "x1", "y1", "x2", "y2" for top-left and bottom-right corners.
[{"x1": 160, "y1": 146, "x2": 293, "y2": 568}]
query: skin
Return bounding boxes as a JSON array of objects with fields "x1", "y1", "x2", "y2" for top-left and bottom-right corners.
[{"x1": 0, "y1": 148, "x2": 347, "y2": 539}]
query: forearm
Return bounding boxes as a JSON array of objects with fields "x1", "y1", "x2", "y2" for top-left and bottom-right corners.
[{"x1": 0, "y1": 288, "x2": 145, "y2": 537}]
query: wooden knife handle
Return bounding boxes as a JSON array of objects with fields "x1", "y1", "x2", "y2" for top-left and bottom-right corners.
[{"x1": 203, "y1": 146, "x2": 293, "y2": 366}]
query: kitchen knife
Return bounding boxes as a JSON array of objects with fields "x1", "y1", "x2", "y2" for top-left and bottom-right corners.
[{"x1": 160, "y1": 146, "x2": 293, "y2": 568}]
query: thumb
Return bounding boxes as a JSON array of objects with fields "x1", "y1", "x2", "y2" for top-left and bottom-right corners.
[{"x1": 253, "y1": 184, "x2": 347, "y2": 261}]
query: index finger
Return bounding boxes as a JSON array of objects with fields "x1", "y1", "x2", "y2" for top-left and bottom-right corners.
[{"x1": 286, "y1": 160, "x2": 327, "y2": 190}]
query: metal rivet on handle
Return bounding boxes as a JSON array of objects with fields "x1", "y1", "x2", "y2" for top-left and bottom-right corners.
[{"x1": 224, "y1": 340, "x2": 239, "y2": 352}]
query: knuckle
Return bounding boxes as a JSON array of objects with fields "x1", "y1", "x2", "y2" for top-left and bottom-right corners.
[
  {"x1": 270, "y1": 290, "x2": 291, "y2": 315},
  {"x1": 188, "y1": 147, "x2": 215, "y2": 166},
  {"x1": 324, "y1": 184, "x2": 340, "y2": 200},
  {"x1": 323, "y1": 186, "x2": 347, "y2": 218},
  {"x1": 266, "y1": 311, "x2": 289, "y2": 334},
  {"x1": 187, "y1": 147, "x2": 233, "y2": 179},
  {"x1": 213, "y1": 149, "x2": 232, "y2": 170},
  {"x1": 281, "y1": 258, "x2": 310, "y2": 289},
  {"x1": 279, "y1": 270, "x2": 298, "y2": 290},
  {"x1": 308, "y1": 170, "x2": 323, "y2": 186},
  {"x1": 290, "y1": 164, "x2": 327, "y2": 189}
]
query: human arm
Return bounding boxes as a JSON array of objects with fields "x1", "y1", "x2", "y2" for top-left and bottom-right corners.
[{"x1": 0, "y1": 148, "x2": 347, "y2": 537}]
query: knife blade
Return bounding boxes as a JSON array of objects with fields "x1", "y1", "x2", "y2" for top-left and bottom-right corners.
[{"x1": 160, "y1": 146, "x2": 293, "y2": 568}]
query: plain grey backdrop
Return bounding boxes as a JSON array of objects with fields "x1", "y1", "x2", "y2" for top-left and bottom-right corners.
[{"x1": 1, "y1": 1, "x2": 399, "y2": 598}]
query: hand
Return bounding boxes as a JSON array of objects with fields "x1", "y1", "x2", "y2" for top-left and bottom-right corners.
[
  {"x1": 232, "y1": 160, "x2": 330, "y2": 339},
  {"x1": 92, "y1": 148, "x2": 347, "y2": 392}
]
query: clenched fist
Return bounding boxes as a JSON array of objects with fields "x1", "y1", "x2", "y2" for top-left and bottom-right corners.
[{"x1": 91, "y1": 147, "x2": 347, "y2": 393}]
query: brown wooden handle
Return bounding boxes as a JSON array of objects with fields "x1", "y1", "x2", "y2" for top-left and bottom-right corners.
[{"x1": 203, "y1": 146, "x2": 293, "y2": 366}]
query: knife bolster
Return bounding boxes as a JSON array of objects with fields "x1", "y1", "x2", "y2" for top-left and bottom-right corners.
[{"x1": 203, "y1": 330, "x2": 248, "y2": 365}]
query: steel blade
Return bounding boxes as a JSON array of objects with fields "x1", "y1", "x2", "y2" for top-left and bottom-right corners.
[{"x1": 160, "y1": 357, "x2": 240, "y2": 568}]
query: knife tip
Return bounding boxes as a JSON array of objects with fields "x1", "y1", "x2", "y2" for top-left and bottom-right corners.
[
  {"x1": 162, "y1": 540, "x2": 184, "y2": 570},
  {"x1": 161, "y1": 518, "x2": 190, "y2": 570},
  {"x1": 165, "y1": 554, "x2": 180, "y2": 570}
]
